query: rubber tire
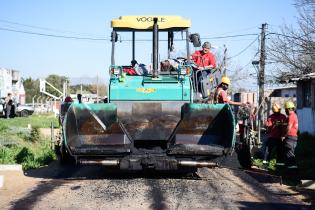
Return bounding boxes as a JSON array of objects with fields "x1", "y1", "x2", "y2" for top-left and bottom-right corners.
[
  {"x1": 237, "y1": 144, "x2": 252, "y2": 169},
  {"x1": 54, "y1": 144, "x2": 61, "y2": 156},
  {"x1": 60, "y1": 142, "x2": 75, "y2": 165},
  {"x1": 20, "y1": 110, "x2": 29, "y2": 117}
]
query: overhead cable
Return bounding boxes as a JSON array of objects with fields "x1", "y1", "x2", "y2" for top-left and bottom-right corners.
[
  {"x1": 0, "y1": 27, "x2": 109, "y2": 41},
  {"x1": 227, "y1": 36, "x2": 259, "y2": 59}
]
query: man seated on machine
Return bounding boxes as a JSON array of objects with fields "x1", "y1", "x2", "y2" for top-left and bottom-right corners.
[
  {"x1": 191, "y1": 42, "x2": 217, "y2": 97},
  {"x1": 191, "y1": 41, "x2": 216, "y2": 74}
]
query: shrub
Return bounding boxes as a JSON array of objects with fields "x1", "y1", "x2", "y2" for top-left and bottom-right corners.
[
  {"x1": 29, "y1": 127, "x2": 40, "y2": 142},
  {"x1": 0, "y1": 114, "x2": 58, "y2": 170},
  {"x1": 15, "y1": 147, "x2": 35, "y2": 164}
]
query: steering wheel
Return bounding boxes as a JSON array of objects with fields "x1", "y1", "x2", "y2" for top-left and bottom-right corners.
[{"x1": 176, "y1": 57, "x2": 187, "y2": 61}]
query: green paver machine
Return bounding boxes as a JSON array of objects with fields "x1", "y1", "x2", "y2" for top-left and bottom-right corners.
[{"x1": 59, "y1": 16, "x2": 237, "y2": 171}]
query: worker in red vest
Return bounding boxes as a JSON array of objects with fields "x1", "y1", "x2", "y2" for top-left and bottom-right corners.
[
  {"x1": 191, "y1": 42, "x2": 216, "y2": 71},
  {"x1": 283, "y1": 101, "x2": 299, "y2": 169},
  {"x1": 265, "y1": 103, "x2": 287, "y2": 162},
  {"x1": 191, "y1": 42, "x2": 216, "y2": 96}
]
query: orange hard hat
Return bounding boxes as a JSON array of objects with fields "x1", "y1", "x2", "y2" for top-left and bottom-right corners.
[{"x1": 272, "y1": 103, "x2": 281, "y2": 113}]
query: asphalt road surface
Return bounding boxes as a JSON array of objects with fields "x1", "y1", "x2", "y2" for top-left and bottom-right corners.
[{"x1": 0, "y1": 156, "x2": 313, "y2": 210}]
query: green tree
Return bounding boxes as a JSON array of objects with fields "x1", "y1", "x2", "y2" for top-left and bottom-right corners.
[
  {"x1": 23, "y1": 77, "x2": 40, "y2": 103},
  {"x1": 45, "y1": 74, "x2": 69, "y2": 97}
]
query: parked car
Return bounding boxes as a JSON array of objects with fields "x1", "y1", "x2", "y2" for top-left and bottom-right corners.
[
  {"x1": 15, "y1": 104, "x2": 35, "y2": 117},
  {"x1": 0, "y1": 98, "x2": 34, "y2": 117}
]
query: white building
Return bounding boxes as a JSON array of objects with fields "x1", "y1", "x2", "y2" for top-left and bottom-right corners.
[
  {"x1": 0, "y1": 68, "x2": 25, "y2": 104},
  {"x1": 267, "y1": 85, "x2": 296, "y2": 98},
  {"x1": 291, "y1": 73, "x2": 315, "y2": 135}
]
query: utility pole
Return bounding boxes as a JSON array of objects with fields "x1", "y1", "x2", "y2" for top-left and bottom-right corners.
[
  {"x1": 257, "y1": 23, "x2": 267, "y2": 144},
  {"x1": 96, "y1": 75, "x2": 99, "y2": 103},
  {"x1": 223, "y1": 45, "x2": 227, "y2": 75}
]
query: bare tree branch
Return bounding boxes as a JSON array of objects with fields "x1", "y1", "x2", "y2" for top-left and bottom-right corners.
[{"x1": 267, "y1": 0, "x2": 315, "y2": 80}]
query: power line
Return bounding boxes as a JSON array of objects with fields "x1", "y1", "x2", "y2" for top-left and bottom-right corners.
[
  {"x1": 0, "y1": 19, "x2": 103, "y2": 37},
  {"x1": 227, "y1": 36, "x2": 259, "y2": 59},
  {"x1": 0, "y1": 21, "x2": 260, "y2": 43},
  {"x1": 0, "y1": 27, "x2": 109, "y2": 41},
  {"x1": 213, "y1": 26, "x2": 259, "y2": 36},
  {"x1": 201, "y1": 33, "x2": 259, "y2": 40},
  {"x1": 267, "y1": 32, "x2": 314, "y2": 39}
]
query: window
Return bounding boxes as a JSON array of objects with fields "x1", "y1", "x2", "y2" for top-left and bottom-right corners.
[{"x1": 302, "y1": 81, "x2": 311, "y2": 107}]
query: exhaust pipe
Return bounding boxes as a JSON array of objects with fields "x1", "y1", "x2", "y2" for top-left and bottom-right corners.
[
  {"x1": 79, "y1": 159, "x2": 119, "y2": 166},
  {"x1": 178, "y1": 160, "x2": 218, "y2": 168},
  {"x1": 152, "y1": 17, "x2": 159, "y2": 78}
]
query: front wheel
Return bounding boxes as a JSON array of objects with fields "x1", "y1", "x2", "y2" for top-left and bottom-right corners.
[
  {"x1": 20, "y1": 110, "x2": 29, "y2": 117},
  {"x1": 60, "y1": 141, "x2": 75, "y2": 165},
  {"x1": 236, "y1": 143, "x2": 252, "y2": 169}
]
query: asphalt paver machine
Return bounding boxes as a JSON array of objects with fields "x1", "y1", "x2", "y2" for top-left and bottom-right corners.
[{"x1": 58, "y1": 16, "x2": 238, "y2": 171}]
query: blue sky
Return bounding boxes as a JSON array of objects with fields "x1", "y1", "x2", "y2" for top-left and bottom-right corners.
[{"x1": 0, "y1": 0, "x2": 298, "y2": 88}]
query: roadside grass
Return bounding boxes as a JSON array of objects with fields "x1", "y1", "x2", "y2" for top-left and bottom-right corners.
[
  {"x1": 253, "y1": 158, "x2": 277, "y2": 171},
  {"x1": 0, "y1": 112, "x2": 59, "y2": 128},
  {"x1": 0, "y1": 113, "x2": 58, "y2": 170}
]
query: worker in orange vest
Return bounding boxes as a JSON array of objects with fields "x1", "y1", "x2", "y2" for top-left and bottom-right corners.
[{"x1": 214, "y1": 76, "x2": 245, "y2": 106}]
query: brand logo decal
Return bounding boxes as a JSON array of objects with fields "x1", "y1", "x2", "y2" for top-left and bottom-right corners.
[
  {"x1": 136, "y1": 17, "x2": 166, "y2": 23},
  {"x1": 136, "y1": 88, "x2": 157, "y2": 93}
]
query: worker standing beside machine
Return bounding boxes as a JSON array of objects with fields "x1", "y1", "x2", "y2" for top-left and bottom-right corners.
[
  {"x1": 214, "y1": 76, "x2": 245, "y2": 106},
  {"x1": 283, "y1": 101, "x2": 299, "y2": 169},
  {"x1": 265, "y1": 103, "x2": 287, "y2": 163}
]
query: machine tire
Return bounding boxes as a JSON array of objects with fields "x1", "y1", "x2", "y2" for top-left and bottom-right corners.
[
  {"x1": 237, "y1": 144, "x2": 252, "y2": 169},
  {"x1": 60, "y1": 141, "x2": 75, "y2": 165},
  {"x1": 54, "y1": 144, "x2": 61, "y2": 155}
]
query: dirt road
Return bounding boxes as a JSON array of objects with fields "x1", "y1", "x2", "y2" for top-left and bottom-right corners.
[{"x1": 0, "y1": 157, "x2": 313, "y2": 210}]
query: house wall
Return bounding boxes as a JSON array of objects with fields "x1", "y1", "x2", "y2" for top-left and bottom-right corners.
[
  {"x1": 297, "y1": 108, "x2": 315, "y2": 135},
  {"x1": 296, "y1": 78, "x2": 315, "y2": 135},
  {"x1": 0, "y1": 68, "x2": 25, "y2": 103},
  {"x1": 0, "y1": 68, "x2": 13, "y2": 97},
  {"x1": 233, "y1": 92, "x2": 257, "y2": 105},
  {"x1": 280, "y1": 88, "x2": 296, "y2": 97}
]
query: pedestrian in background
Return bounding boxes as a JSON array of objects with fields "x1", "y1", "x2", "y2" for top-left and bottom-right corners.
[
  {"x1": 283, "y1": 101, "x2": 299, "y2": 169},
  {"x1": 4, "y1": 93, "x2": 12, "y2": 119}
]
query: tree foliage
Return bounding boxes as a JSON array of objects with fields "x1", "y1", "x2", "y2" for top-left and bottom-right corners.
[
  {"x1": 45, "y1": 74, "x2": 69, "y2": 97},
  {"x1": 68, "y1": 84, "x2": 107, "y2": 97},
  {"x1": 23, "y1": 74, "x2": 107, "y2": 103},
  {"x1": 268, "y1": 0, "x2": 315, "y2": 80},
  {"x1": 23, "y1": 77, "x2": 40, "y2": 103}
]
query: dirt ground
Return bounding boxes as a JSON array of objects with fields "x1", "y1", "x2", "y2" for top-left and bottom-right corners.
[{"x1": 0, "y1": 155, "x2": 313, "y2": 210}]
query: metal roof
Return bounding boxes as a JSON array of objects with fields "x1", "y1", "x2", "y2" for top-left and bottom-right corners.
[{"x1": 291, "y1": 72, "x2": 315, "y2": 81}]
